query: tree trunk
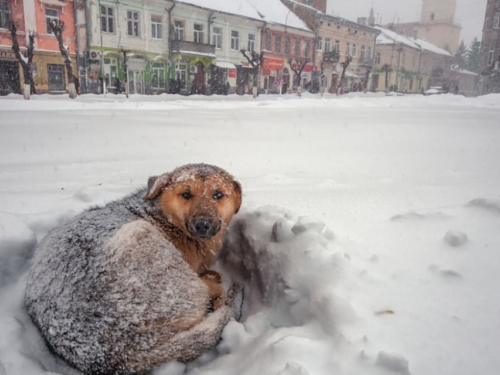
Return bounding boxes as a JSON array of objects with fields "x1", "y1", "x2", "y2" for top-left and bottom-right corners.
[
  {"x1": 48, "y1": 20, "x2": 77, "y2": 99},
  {"x1": 23, "y1": 84, "x2": 31, "y2": 100}
]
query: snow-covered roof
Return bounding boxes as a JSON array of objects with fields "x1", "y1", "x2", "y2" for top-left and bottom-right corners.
[
  {"x1": 177, "y1": 0, "x2": 311, "y2": 32},
  {"x1": 177, "y1": 0, "x2": 263, "y2": 22},
  {"x1": 245, "y1": 0, "x2": 311, "y2": 31},
  {"x1": 375, "y1": 26, "x2": 452, "y2": 57},
  {"x1": 451, "y1": 66, "x2": 478, "y2": 76}
]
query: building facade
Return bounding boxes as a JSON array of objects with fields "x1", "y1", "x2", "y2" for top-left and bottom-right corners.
[
  {"x1": 0, "y1": 0, "x2": 77, "y2": 95},
  {"x1": 372, "y1": 27, "x2": 453, "y2": 93},
  {"x1": 0, "y1": 0, "x2": 24, "y2": 95},
  {"x1": 176, "y1": 0, "x2": 264, "y2": 95},
  {"x1": 282, "y1": 0, "x2": 380, "y2": 93},
  {"x1": 393, "y1": 0, "x2": 461, "y2": 54},
  {"x1": 478, "y1": 0, "x2": 500, "y2": 94},
  {"x1": 81, "y1": 0, "x2": 169, "y2": 94}
]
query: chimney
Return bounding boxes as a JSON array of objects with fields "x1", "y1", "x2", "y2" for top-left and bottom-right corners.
[{"x1": 357, "y1": 17, "x2": 367, "y2": 26}]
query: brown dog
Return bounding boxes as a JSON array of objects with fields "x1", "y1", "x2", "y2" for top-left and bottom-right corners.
[{"x1": 25, "y1": 164, "x2": 242, "y2": 375}]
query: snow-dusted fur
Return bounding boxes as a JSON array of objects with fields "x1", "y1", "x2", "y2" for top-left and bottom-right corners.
[{"x1": 25, "y1": 165, "x2": 242, "y2": 375}]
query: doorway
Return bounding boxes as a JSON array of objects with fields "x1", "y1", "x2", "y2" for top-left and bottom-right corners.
[{"x1": 0, "y1": 60, "x2": 20, "y2": 95}]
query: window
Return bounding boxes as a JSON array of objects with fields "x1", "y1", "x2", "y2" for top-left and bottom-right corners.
[
  {"x1": 100, "y1": 6, "x2": 114, "y2": 33},
  {"x1": 127, "y1": 11, "x2": 140, "y2": 37},
  {"x1": 374, "y1": 52, "x2": 381, "y2": 65},
  {"x1": 151, "y1": 15, "x2": 162, "y2": 39},
  {"x1": 346, "y1": 42, "x2": 350, "y2": 56},
  {"x1": 0, "y1": 1, "x2": 12, "y2": 29},
  {"x1": 488, "y1": 45, "x2": 495, "y2": 66},
  {"x1": 368, "y1": 46, "x2": 372, "y2": 59},
  {"x1": 316, "y1": 36, "x2": 322, "y2": 51},
  {"x1": 213, "y1": 27, "x2": 222, "y2": 49},
  {"x1": 194, "y1": 24, "x2": 203, "y2": 43},
  {"x1": 231, "y1": 30, "x2": 239, "y2": 50},
  {"x1": 248, "y1": 33, "x2": 255, "y2": 52},
  {"x1": 174, "y1": 20, "x2": 184, "y2": 40},
  {"x1": 325, "y1": 38, "x2": 331, "y2": 53},
  {"x1": 285, "y1": 36, "x2": 291, "y2": 54},
  {"x1": 305, "y1": 41, "x2": 310, "y2": 58},
  {"x1": 352, "y1": 44, "x2": 357, "y2": 57},
  {"x1": 335, "y1": 40, "x2": 340, "y2": 53},
  {"x1": 360, "y1": 45, "x2": 366, "y2": 60},
  {"x1": 430, "y1": 12, "x2": 435, "y2": 21},
  {"x1": 494, "y1": 12, "x2": 500, "y2": 28},
  {"x1": 295, "y1": 39, "x2": 301, "y2": 56},
  {"x1": 265, "y1": 32, "x2": 272, "y2": 51},
  {"x1": 275, "y1": 35, "x2": 282, "y2": 53},
  {"x1": 45, "y1": 8, "x2": 59, "y2": 34}
]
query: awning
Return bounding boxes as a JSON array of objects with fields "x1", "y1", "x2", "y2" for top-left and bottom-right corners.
[
  {"x1": 215, "y1": 61, "x2": 236, "y2": 69},
  {"x1": 345, "y1": 71, "x2": 360, "y2": 78}
]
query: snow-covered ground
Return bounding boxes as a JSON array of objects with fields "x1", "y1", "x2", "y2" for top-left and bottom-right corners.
[{"x1": 1, "y1": 92, "x2": 500, "y2": 375}]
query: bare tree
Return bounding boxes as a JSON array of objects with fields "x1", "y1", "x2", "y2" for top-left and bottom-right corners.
[
  {"x1": 381, "y1": 63, "x2": 392, "y2": 91},
  {"x1": 339, "y1": 55, "x2": 352, "y2": 94},
  {"x1": 9, "y1": 22, "x2": 36, "y2": 99},
  {"x1": 288, "y1": 58, "x2": 309, "y2": 96},
  {"x1": 240, "y1": 49, "x2": 263, "y2": 98},
  {"x1": 120, "y1": 48, "x2": 130, "y2": 98},
  {"x1": 48, "y1": 19, "x2": 78, "y2": 98}
]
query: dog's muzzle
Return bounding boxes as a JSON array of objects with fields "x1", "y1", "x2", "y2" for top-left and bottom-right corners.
[{"x1": 188, "y1": 218, "x2": 220, "y2": 240}]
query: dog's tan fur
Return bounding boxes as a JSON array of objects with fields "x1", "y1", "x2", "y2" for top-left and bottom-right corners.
[{"x1": 145, "y1": 164, "x2": 242, "y2": 309}]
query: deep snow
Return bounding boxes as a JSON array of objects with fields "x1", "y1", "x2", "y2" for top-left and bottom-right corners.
[{"x1": 1, "y1": 92, "x2": 500, "y2": 375}]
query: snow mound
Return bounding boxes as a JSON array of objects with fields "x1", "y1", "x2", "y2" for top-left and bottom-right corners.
[
  {"x1": 443, "y1": 230, "x2": 468, "y2": 247},
  {"x1": 178, "y1": 206, "x2": 351, "y2": 375},
  {"x1": 467, "y1": 198, "x2": 500, "y2": 215},
  {"x1": 376, "y1": 351, "x2": 410, "y2": 374}
]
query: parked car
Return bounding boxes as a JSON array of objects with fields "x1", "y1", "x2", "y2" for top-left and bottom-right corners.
[{"x1": 424, "y1": 86, "x2": 446, "y2": 95}]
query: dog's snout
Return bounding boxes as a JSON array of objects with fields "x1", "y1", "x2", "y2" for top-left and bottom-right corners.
[{"x1": 193, "y1": 219, "x2": 212, "y2": 236}]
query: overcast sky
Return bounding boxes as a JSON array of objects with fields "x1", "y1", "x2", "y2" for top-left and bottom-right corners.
[{"x1": 327, "y1": 0, "x2": 488, "y2": 45}]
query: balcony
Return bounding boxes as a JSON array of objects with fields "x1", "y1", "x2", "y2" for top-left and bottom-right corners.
[
  {"x1": 323, "y1": 51, "x2": 340, "y2": 63},
  {"x1": 358, "y1": 58, "x2": 374, "y2": 68},
  {"x1": 171, "y1": 40, "x2": 215, "y2": 57}
]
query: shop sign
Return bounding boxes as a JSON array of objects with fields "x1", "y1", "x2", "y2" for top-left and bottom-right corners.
[
  {"x1": 0, "y1": 50, "x2": 16, "y2": 60},
  {"x1": 178, "y1": 58, "x2": 190, "y2": 64},
  {"x1": 262, "y1": 58, "x2": 284, "y2": 70},
  {"x1": 292, "y1": 63, "x2": 314, "y2": 72},
  {"x1": 229, "y1": 69, "x2": 236, "y2": 78}
]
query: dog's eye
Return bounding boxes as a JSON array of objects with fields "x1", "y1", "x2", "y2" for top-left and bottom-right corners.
[
  {"x1": 214, "y1": 192, "x2": 224, "y2": 200},
  {"x1": 181, "y1": 192, "x2": 192, "y2": 200}
]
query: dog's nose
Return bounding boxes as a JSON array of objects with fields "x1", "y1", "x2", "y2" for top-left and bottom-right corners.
[{"x1": 193, "y1": 219, "x2": 212, "y2": 236}]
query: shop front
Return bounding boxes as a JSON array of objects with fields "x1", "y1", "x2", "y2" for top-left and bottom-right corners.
[
  {"x1": 170, "y1": 54, "x2": 214, "y2": 95},
  {"x1": 209, "y1": 61, "x2": 236, "y2": 95},
  {"x1": 261, "y1": 57, "x2": 284, "y2": 94},
  {"x1": 31, "y1": 52, "x2": 77, "y2": 94},
  {"x1": 0, "y1": 50, "x2": 20, "y2": 95}
]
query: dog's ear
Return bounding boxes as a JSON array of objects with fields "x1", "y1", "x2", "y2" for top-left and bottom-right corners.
[
  {"x1": 144, "y1": 173, "x2": 172, "y2": 201},
  {"x1": 232, "y1": 180, "x2": 242, "y2": 214}
]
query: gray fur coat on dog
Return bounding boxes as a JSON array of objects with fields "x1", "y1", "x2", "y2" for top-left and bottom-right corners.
[{"x1": 25, "y1": 183, "x2": 240, "y2": 375}]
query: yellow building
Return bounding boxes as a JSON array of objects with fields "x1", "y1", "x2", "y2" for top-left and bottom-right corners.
[{"x1": 372, "y1": 27, "x2": 452, "y2": 93}]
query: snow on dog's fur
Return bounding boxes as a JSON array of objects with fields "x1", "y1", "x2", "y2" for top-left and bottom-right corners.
[{"x1": 25, "y1": 164, "x2": 242, "y2": 375}]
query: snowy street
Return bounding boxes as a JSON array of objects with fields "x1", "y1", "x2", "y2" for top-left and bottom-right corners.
[{"x1": 1, "y1": 93, "x2": 500, "y2": 375}]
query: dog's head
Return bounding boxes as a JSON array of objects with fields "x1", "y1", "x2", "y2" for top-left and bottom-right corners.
[{"x1": 144, "y1": 164, "x2": 242, "y2": 241}]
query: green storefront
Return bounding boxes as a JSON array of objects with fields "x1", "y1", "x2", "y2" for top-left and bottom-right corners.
[
  {"x1": 170, "y1": 53, "x2": 214, "y2": 95},
  {"x1": 87, "y1": 48, "x2": 169, "y2": 95}
]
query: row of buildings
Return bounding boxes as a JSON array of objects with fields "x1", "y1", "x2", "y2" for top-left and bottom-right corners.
[{"x1": 0, "y1": 0, "x2": 496, "y2": 96}]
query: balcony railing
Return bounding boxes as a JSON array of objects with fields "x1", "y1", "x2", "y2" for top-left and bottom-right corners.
[
  {"x1": 358, "y1": 58, "x2": 374, "y2": 67},
  {"x1": 323, "y1": 51, "x2": 340, "y2": 63},
  {"x1": 171, "y1": 40, "x2": 215, "y2": 56}
]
